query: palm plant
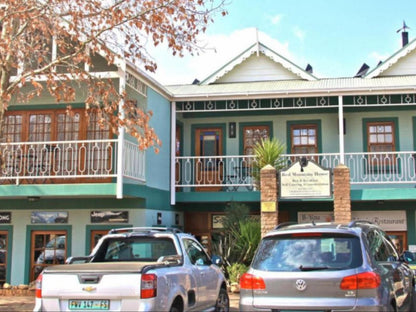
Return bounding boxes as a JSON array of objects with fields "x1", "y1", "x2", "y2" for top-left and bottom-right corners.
[{"x1": 252, "y1": 137, "x2": 286, "y2": 188}]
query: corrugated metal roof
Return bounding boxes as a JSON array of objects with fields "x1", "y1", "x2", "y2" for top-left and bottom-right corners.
[{"x1": 166, "y1": 76, "x2": 416, "y2": 100}]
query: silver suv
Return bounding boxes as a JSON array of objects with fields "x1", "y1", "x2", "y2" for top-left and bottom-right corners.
[{"x1": 240, "y1": 221, "x2": 416, "y2": 311}]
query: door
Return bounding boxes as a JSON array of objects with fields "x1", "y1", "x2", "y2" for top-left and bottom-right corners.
[
  {"x1": 0, "y1": 231, "x2": 8, "y2": 285},
  {"x1": 195, "y1": 128, "x2": 223, "y2": 191},
  {"x1": 31, "y1": 230, "x2": 67, "y2": 282},
  {"x1": 183, "y1": 238, "x2": 219, "y2": 309},
  {"x1": 90, "y1": 230, "x2": 109, "y2": 253},
  {"x1": 387, "y1": 231, "x2": 407, "y2": 254}
]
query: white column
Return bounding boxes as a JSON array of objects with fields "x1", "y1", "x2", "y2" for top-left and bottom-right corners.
[
  {"x1": 338, "y1": 95, "x2": 345, "y2": 164},
  {"x1": 116, "y1": 65, "x2": 126, "y2": 199},
  {"x1": 170, "y1": 102, "x2": 176, "y2": 205}
]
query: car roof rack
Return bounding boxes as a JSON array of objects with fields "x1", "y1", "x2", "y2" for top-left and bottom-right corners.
[
  {"x1": 108, "y1": 227, "x2": 183, "y2": 234},
  {"x1": 347, "y1": 220, "x2": 373, "y2": 228},
  {"x1": 274, "y1": 222, "x2": 298, "y2": 230}
]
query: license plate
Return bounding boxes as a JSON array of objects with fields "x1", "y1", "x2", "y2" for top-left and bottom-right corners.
[{"x1": 69, "y1": 299, "x2": 109, "y2": 310}]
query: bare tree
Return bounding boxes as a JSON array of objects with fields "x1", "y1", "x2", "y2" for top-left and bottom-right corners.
[{"x1": 0, "y1": 0, "x2": 227, "y2": 151}]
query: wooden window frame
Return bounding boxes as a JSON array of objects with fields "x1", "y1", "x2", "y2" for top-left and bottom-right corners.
[
  {"x1": 365, "y1": 120, "x2": 397, "y2": 171},
  {"x1": 290, "y1": 124, "x2": 318, "y2": 154},
  {"x1": 242, "y1": 125, "x2": 270, "y2": 156}
]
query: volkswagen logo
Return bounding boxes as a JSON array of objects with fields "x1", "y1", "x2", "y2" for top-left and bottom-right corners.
[{"x1": 295, "y1": 279, "x2": 307, "y2": 291}]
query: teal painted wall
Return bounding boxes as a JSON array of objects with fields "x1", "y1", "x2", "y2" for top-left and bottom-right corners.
[
  {"x1": 178, "y1": 112, "x2": 342, "y2": 156},
  {"x1": 146, "y1": 88, "x2": 171, "y2": 193},
  {"x1": 344, "y1": 110, "x2": 415, "y2": 152}
]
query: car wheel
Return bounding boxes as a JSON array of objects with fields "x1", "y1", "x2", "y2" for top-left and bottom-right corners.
[{"x1": 215, "y1": 288, "x2": 230, "y2": 312}]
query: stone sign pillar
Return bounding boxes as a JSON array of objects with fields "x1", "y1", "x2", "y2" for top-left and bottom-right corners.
[
  {"x1": 333, "y1": 164, "x2": 351, "y2": 223},
  {"x1": 260, "y1": 164, "x2": 278, "y2": 237}
]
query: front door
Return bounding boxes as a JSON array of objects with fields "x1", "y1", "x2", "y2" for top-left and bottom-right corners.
[
  {"x1": 195, "y1": 128, "x2": 223, "y2": 191},
  {"x1": 31, "y1": 230, "x2": 67, "y2": 282},
  {"x1": 90, "y1": 230, "x2": 109, "y2": 253}
]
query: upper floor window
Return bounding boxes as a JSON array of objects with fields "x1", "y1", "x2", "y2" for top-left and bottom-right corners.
[
  {"x1": 243, "y1": 125, "x2": 270, "y2": 155},
  {"x1": 367, "y1": 122, "x2": 395, "y2": 153},
  {"x1": 291, "y1": 124, "x2": 318, "y2": 154},
  {"x1": 366, "y1": 121, "x2": 397, "y2": 170},
  {"x1": 2, "y1": 109, "x2": 110, "y2": 143}
]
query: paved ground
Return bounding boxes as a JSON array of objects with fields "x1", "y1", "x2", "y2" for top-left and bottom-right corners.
[{"x1": 0, "y1": 292, "x2": 240, "y2": 311}]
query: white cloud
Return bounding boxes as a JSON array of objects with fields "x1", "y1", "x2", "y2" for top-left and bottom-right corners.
[
  {"x1": 147, "y1": 27, "x2": 293, "y2": 85},
  {"x1": 270, "y1": 14, "x2": 283, "y2": 25},
  {"x1": 369, "y1": 51, "x2": 390, "y2": 66},
  {"x1": 293, "y1": 26, "x2": 306, "y2": 41}
]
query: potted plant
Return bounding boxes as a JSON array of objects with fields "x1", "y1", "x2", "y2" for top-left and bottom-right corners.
[{"x1": 252, "y1": 137, "x2": 286, "y2": 189}]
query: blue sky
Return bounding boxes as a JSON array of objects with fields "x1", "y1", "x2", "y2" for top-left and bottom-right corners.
[{"x1": 148, "y1": 0, "x2": 416, "y2": 85}]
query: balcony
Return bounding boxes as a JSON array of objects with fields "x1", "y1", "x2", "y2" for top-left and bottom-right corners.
[
  {"x1": 175, "y1": 151, "x2": 416, "y2": 191},
  {"x1": 0, "y1": 139, "x2": 145, "y2": 185}
]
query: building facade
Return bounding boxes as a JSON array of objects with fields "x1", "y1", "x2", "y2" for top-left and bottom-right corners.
[{"x1": 1, "y1": 31, "x2": 416, "y2": 285}]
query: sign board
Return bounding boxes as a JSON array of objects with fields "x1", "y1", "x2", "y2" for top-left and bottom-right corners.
[
  {"x1": 0, "y1": 212, "x2": 11, "y2": 224},
  {"x1": 261, "y1": 202, "x2": 277, "y2": 212},
  {"x1": 351, "y1": 210, "x2": 407, "y2": 231},
  {"x1": 279, "y1": 160, "x2": 332, "y2": 199},
  {"x1": 298, "y1": 210, "x2": 407, "y2": 231}
]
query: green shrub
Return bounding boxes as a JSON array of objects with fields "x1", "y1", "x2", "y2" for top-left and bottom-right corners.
[{"x1": 227, "y1": 263, "x2": 248, "y2": 284}]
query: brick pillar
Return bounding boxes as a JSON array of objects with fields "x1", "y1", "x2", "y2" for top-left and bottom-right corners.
[
  {"x1": 333, "y1": 164, "x2": 351, "y2": 223},
  {"x1": 260, "y1": 165, "x2": 278, "y2": 237}
]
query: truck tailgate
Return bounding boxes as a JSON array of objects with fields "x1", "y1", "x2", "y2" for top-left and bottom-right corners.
[{"x1": 40, "y1": 262, "x2": 155, "y2": 311}]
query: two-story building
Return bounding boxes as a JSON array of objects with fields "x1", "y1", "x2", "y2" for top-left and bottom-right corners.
[
  {"x1": 170, "y1": 32, "x2": 416, "y2": 255},
  {"x1": 1, "y1": 29, "x2": 416, "y2": 285},
  {"x1": 0, "y1": 51, "x2": 174, "y2": 285}
]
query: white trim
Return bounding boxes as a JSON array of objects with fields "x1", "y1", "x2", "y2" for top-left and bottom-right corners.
[
  {"x1": 365, "y1": 39, "x2": 416, "y2": 78},
  {"x1": 116, "y1": 64, "x2": 126, "y2": 199},
  {"x1": 338, "y1": 95, "x2": 345, "y2": 164},
  {"x1": 170, "y1": 102, "x2": 176, "y2": 205}
]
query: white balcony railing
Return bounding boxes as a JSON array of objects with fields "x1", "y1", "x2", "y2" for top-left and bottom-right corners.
[
  {"x1": 0, "y1": 139, "x2": 145, "y2": 185},
  {"x1": 175, "y1": 151, "x2": 416, "y2": 190}
]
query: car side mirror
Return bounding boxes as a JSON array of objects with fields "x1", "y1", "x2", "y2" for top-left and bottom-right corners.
[
  {"x1": 402, "y1": 250, "x2": 415, "y2": 262},
  {"x1": 65, "y1": 256, "x2": 90, "y2": 264},
  {"x1": 211, "y1": 255, "x2": 223, "y2": 266}
]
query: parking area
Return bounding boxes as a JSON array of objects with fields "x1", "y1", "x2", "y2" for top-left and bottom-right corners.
[{"x1": 0, "y1": 293, "x2": 240, "y2": 311}]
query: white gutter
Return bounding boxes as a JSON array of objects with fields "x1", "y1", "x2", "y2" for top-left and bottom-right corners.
[
  {"x1": 338, "y1": 95, "x2": 345, "y2": 165},
  {"x1": 116, "y1": 64, "x2": 126, "y2": 199},
  {"x1": 170, "y1": 101, "x2": 176, "y2": 205}
]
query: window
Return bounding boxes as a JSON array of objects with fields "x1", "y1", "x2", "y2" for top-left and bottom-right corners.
[
  {"x1": 251, "y1": 234, "x2": 362, "y2": 272},
  {"x1": 366, "y1": 121, "x2": 396, "y2": 169},
  {"x1": 183, "y1": 238, "x2": 210, "y2": 265},
  {"x1": 366, "y1": 229, "x2": 398, "y2": 262},
  {"x1": 291, "y1": 124, "x2": 318, "y2": 154},
  {"x1": 242, "y1": 125, "x2": 270, "y2": 156},
  {"x1": 1, "y1": 109, "x2": 111, "y2": 182}
]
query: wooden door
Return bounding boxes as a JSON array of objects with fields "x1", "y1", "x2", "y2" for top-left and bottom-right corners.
[{"x1": 195, "y1": 128, "x2": 223, "y2": 191}]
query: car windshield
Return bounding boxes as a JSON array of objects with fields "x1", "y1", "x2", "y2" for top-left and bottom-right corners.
[{"x1": 251, "y1": 233, "x2": 362, "y2": 272}]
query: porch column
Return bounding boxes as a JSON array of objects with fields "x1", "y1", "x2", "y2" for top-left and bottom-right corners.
[
  {"x1": 333, "y1": 164, "x2": 351, "y2": 223},
  {"x1": 338, "y1": 95, "x2": 345, "y2": 164},
  {"x1": 260, "y1": 164, "x2": 278, "y2": 237},
  {"x1": 116, "y1": 65, "x2": 126, "y2": 199},
  {"x1": 170, "y1": 102, "x2": 176, "y2": 205}
]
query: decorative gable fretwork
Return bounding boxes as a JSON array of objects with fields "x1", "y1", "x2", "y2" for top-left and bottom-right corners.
[
  {"x1": 176, "y1": 96, "x2": 336, "y2": 113},
  {"x1": 126, "y1": 71, "x2": 147, "y2": 97},
  {"x1": 176, "y1": 93, "x2": 416, "y2": 112},
  {"x1": 344, "y1": 94, "x2": 416, "y2": 106}
]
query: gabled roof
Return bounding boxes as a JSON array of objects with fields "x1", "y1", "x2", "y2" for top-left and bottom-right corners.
[
  {"x1": 199, "y1": 41, "x2": 317, "y2": 85},
  {"x1": 365, "y1": 36, "x2": 416, "y2": 78}
]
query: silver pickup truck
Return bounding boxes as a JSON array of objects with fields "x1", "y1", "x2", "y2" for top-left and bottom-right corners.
[{"x1": 33, "y1": 227, "x2": 229, "y2": 312}]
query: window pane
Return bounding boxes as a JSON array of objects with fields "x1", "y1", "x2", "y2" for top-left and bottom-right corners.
[{"x1": 243, "y1": 125, "x2": 270, "y2": 155}]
